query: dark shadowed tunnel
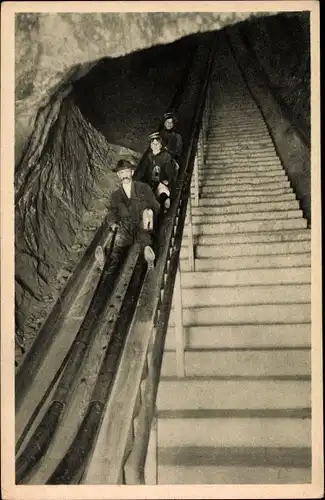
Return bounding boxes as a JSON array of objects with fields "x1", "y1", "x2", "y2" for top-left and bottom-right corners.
[{"x1": 14, "y1": 12, "x2": 311, "y2": 362}]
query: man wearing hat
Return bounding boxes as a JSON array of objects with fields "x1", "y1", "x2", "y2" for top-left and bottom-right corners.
[
  {"x1": 95, "y1": 159, "x2": 160, "y2": 277},
  {"x1": 159, "y1": 112, "x2": 183, "y2": 165},
  {"x1": 136, "y1": 132, "x2": 176, "y2": 212}
]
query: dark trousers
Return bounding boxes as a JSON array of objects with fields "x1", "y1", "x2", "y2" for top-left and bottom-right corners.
[{"x1": 101, "y1": 244, "x2": 130, "y2": 298}]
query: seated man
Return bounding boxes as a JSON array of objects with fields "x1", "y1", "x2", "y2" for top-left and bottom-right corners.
[
  {"x1": 95, "y1": 159, "x2": 160, "y2": 281},
  {"x1": 137, "y1": 132, "x2": 176, "y2": 212},
  {"x1": 159, "y1": 112, "x2": 183, "y2": 168}
]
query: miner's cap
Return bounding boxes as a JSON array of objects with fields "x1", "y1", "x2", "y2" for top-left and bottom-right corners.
[
  {"x1": 148, "y1": 132, "x2": 162, "y2": 142},
  {"x1": 164, "y1": 112, "x2": 176, "y2": 121}
]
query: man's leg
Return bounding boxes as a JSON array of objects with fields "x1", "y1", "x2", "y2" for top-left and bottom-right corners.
[{"x1": 100, "y1": 243, "x2": 130, "y2": 297}]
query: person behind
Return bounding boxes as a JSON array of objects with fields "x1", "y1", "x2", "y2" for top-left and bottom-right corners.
[
  {"x1": 137, "y1": 132, "x2": 177, "y2": 212},
  {"x1": 95, "y1": 159, "x2": 160, "y2": 281},
  {"x1": 159, "y1": 112, "x2": 183, "y2": 168}
]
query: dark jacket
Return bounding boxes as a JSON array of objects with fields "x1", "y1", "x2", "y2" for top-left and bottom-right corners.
[
  {"x1": 107, "y1": 181, "x2": 160, "y2": 247},
  {"x1": 137, "y1": 148, "x2": 177, "y2": 199},
  {"x1": 160, "y1": 128, "x2": 183, "y2": 160}
]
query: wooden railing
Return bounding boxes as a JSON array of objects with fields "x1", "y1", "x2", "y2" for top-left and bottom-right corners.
[{"x1": 82, "y1": 36, "x2": 217, "y2": 485}]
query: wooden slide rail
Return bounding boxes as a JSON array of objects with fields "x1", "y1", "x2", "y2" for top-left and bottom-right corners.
[{"x1": 82, "y1": 36, "x2": 217, "y2": 485}]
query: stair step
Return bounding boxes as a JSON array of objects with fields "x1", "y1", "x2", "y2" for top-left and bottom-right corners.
[
  {"x1": 158, "y1": 453, "x2": 311, "y2": 484},
  {"x1": 168, "y1": 303, "x2": 310, "y2": 326},
  {"x1": 207, "y1": 146, "x2": 276, "y2": 153},
  {"x1": 197, "y1": 172, "x2": 286, "y2": 182},
  {"x1": 157, "y1": 378, "x2": 311, "y2": 410},
  {"x1": 198, "y1": 188, "x2": 294, "y2": 197},
  {"x1": 189, "y1": 201, "x2": 299, "y2": 214},
  {"x1": 198, "y1": 177, "x2": 288, "y2": 188},
  {"x1": 179, "y1": 267, "x2": 311, "y2": 288},
  {"x1": 210, "y1": 119, "x2": 265, "y2": 124},
  {"x1": 208, "y1": 131, "x2": 269, "y2": 137},
  {"x1": 200, "y1": 165, "x2": 283, "y2": 173},
  {"x1": 165, "y1": 324, "x2": 311, "y2": 350},
  {"x1": 206, "y1": 145, "x2": 275, "y2": 152},
  {"x1": 158, "y1": 412, "x2": 310, "y2": 447},
  {"x1": 176, "y1": 284, "x2": 310, "y2": 308},
  {"x1": 207, "y1": 137, "x2": 274, "y2": 144},
  {"x1": 199, "y1": 182, "x2": 290, "y2": 193},
  {"x1": 208, "y1": 124, "x2": 269, "y2": 130},
  {"x1": 186, "y1": 210, "x2": 303, "y2": 225},
  {"x1": 207, "y1": 139, "x2": 273, "y2": 146},
  {"x1": 183, "y1": 218, "x2": 307, "y2": 235},
  {"x1": 207, "y1": 152, "x2": 278, "y2": 160},
  {"x1": 180, "y1": 253, "x2": 311, "y2": 271},
  {"x1": 180, "y1": 240, "x2": 310, "y2": 259},
  {"x1": 206, "y1": 158, "x2": 282, "y2": 166},
  {"x1": 161, "y1": 349, "x2": 310, "y2": 378},
  {"x1": 182, "y1": 229, "x2": 310, "y2": 245},
  {"x1": 191, "y1": 193, "x2": 296, "y2": 204}
]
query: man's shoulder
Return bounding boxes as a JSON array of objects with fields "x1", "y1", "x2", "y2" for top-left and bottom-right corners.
[
  {"x1": 160, "y1": 149, "x2": 172, "y2": 160},
  {"x1": 111, "y1": 185, "x2": 123, "y2": 200},
  {"x1": 134, "y1": 180, "x2": 151, "y2": 193}
]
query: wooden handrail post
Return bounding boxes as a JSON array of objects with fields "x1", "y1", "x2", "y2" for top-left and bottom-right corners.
[
  {"x1": 193, "y1": 154, "x2": 199, "y2": 207},
  {"x1": 186, "y1": 196, "x2": 195, "y2": 272},
  {"x1": 199, "y1": 129, "x2": 205, "y2": 167},
  {"x1": 144, "y1": 406, "x2": 158, "y2": 484},
  {"x1": 174, "y1": 261, "x2": 185, "y2": 377}
]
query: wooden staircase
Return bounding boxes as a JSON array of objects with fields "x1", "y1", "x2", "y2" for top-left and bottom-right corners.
[{"x1": 156, "y1": 54, "x2": 311, "y2": 485}]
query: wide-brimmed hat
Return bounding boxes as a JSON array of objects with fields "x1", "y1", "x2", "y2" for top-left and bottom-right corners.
[
  {"x1": 113, "y1": 159, "x2": 135, "y2": 172},
  {"x1": 148, "y1": 132, "x2": 162, "y2": 142}
]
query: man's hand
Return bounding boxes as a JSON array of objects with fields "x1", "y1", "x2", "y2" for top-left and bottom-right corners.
[
  {"x1": 144, "y1": 245, "x2": 155, "y2": 270},
  {"x1": 110, "y1": 223, "x2": 118, "y2": 232}
]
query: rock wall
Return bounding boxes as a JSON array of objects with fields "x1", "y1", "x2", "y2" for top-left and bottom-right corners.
[
  {"x1": 229, "y1": 26, "x2": 311, "y2": 225},
  {"x1": 238, "y1": 12, "x2": 310, "y2": 141}
]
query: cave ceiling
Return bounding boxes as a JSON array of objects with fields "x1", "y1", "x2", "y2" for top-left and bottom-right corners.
[{"x1": 15, "y1": 11, "x2": 277, "y2": 165}]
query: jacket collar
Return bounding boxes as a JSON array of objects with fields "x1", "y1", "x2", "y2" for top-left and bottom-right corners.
[{"x1": 118, "y1": 181, "x2": 137, "y2": 204}]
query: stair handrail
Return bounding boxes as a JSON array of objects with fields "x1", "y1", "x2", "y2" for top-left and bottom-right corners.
[{"x1": 82, "y1": 36, "x2": 217, "y2": 485}]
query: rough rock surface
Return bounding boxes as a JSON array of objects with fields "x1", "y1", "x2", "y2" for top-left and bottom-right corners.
[
  {"x1": 15, "y1": 11, "x2": 270, "y2": 165},
  {"x1": 238, "y1": 13, "x2": 310, "y2": 139}
]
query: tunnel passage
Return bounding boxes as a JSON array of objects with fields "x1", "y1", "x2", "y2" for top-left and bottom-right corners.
[{"x1": 15, "y1": 12, "x2": 311, "y2": 362}]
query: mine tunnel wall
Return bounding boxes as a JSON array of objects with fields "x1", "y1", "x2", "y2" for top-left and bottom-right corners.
[
  {"x1": 228, "y1": 12, "x2": 311, "y2": 223},
  {"x1": 15, "y1": 14, "x2": 311, "y2": 349}
]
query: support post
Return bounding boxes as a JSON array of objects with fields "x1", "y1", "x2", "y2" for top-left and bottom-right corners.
[
  {"x1": 193, "y1": 154, "x2": 199, "y2": 207},
  {"x1": 204, "y1": 82, "x2": 211, "y2": 143},
  {"x1": 174, "y1": 262, "x2": 185, "y2": 377},
  {"x1": 144, "y1": 407, "x2": 158, "y2": 484},
  {"x1": 186, "y1": 196, "x2": 195, "y2": 272},
  {"x1": 199, "y1": 129, "x2": 205, "y2": 167}
]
